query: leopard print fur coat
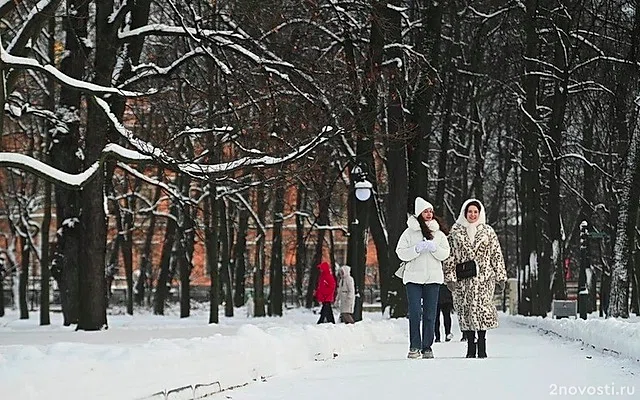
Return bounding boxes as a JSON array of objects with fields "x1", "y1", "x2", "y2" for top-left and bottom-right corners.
[{"x1": 443, "y1": 201, "x2": 507, "y2": 331}]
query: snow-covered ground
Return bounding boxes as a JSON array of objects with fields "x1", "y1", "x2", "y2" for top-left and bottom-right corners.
[
  {"x1": 506, "y1": 313, "x2": 640, "y2": 362},
  {"x1": 1, "y1": 306, "x2": 639, "y2": 400}
]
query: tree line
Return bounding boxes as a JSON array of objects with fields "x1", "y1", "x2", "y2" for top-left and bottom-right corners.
[{"x1": 0, "y1": 0, "x2": 639, "y2": 330}]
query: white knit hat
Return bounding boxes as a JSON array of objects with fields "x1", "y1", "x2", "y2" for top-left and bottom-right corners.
[{"x1": 414, "y1": 197, "x2": 434, "y2": 217}]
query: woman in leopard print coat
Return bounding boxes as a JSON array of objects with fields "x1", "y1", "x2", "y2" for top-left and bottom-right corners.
[{"x1": 443, "y1": 199, "x2": 507, "y2": 358}]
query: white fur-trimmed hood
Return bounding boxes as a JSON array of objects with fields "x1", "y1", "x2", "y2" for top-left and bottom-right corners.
[{"x1": 456, "y1": 198, "x2": 487, "y2": 226}]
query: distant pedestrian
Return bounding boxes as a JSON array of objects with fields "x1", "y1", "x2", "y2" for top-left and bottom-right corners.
[
  {"x1": 444, "y1": 199, "x2": 507, "y2": 358},
  {"x1": 315, "y1": 261, "x2": 336, "y2": 324},
  {"x1": 396, "y1": 197, "x2": 450, "y2": 359},
  {"x1": 337, "y1": 265, "x2": 355, "y2": 324},
  {"x1": 434, "y1": 284, "x2": 453, "y2": 342},
  {"x1": 245, "y1": 293, "x2": 254, "y2": 318}
]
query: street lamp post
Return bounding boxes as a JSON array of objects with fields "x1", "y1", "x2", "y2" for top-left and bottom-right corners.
[{"x1": 349, "y1": 165, "x2": 372, "y2": 322}]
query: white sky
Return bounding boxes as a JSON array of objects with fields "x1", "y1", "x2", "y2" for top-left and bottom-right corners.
[{"x1": 0, "y1": 306, "x2": 639, "y2": 400}]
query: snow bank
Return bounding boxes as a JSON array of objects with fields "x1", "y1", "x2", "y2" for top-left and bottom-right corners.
[
  {"x1": 0, "y1": 309, "x2": 404, "y2": 400},
  {"x1": 505, "y1": 314, "x2": 640, "y2": 362}
]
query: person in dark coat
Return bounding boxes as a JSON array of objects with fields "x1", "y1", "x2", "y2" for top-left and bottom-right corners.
[
  {"x1": 315, "y1": 261, "x2": 336, "y2": 324},
  {"x1": 434, "y1": 284, "x2": 454, "y2": 342}
]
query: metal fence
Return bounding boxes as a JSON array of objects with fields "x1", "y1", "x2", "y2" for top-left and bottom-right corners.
[{"x1": 137, "y1": 381, "x2": 222, "y2": 400}]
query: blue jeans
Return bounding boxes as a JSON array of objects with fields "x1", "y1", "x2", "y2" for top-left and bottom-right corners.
[{"x1": 406, "y1": 282, "x2": 440, "y2": 351}]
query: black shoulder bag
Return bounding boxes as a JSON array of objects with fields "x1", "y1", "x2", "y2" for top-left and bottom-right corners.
[{"x1": 455, "y1": 260, "x2": 477, "y2": 280}]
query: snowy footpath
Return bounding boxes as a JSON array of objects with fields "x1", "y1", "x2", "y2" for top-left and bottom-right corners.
[
  {"x1": 1, "y1": 307, "x2": 639, "y2": 399},
  {"x1": 212, "y1": 317, "x2": 639, "y2": 400}
]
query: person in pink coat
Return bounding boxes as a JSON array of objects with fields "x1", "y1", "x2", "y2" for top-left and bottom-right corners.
[{"x1": 315, "y1": 261, "x2": 336, "y2": 324}]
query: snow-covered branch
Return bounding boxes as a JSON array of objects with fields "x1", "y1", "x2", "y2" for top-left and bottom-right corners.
[
  {"x1": 0, "y1": 0, "x2": 16, "y2": 18},
  {"x1": 0, "y1": 144, "x2": 151, "y2": 190},
  {"x1": 95, "y1": 97, "x2": 336, "y2": 179},
  {"x1": 465, "y1": 4, "x2": 517, "y2": 20},
  {"x1": 0, "y1": 46, "x2": 146, "y2": 97},
  {"x1": 120, "y1": 48, "x2": 224, "y2": 89},
  {"x1": 570, "y1": 55, "x2": 636, "y2": 75},
  {"x1": 6, "y1": 0, "x2": 61, "y2": 56},
  {"x1": 115, "y1": 162, "x2": 196, "y2": 206}
]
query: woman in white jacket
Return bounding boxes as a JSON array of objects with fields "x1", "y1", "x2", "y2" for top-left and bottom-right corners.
[{"x1": 396, "y1": 197, "x2": 451, "y2": 359}]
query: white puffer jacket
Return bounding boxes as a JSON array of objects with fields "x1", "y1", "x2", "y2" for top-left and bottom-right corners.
[{"x1": 395, "y1": 216, "x2": 450, "y2": 285}]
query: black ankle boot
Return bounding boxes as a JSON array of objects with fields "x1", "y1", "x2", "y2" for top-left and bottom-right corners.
[
  {"x1": 477, "y1": 330, "x2": 487, "y2": 358},
  {"x1": 477, "y1": 339, "x2": 487, "y2": 358},
  {"x1": 465, "y1": 331, "x2": 476, "y2": 358}
]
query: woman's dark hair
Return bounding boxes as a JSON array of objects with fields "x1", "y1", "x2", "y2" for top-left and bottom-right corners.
[
  {"x1": 416, "y1": 213, "x2": 450, "y2": 239},
  {"x1": 464, "y1": 201, "x2": 482, "y2": 216}
]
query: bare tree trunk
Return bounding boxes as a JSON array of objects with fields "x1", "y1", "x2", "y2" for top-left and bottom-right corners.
[
  {"x1": 114, "y1": 191, "x2": 135, "y2": 316},
  {"x1": 407, "y1": 0, "x2": 441, "y2": 200},
  {"x1": 519, "y1": 0, "x2": 544, "y2": 316},
  {"x1": 136, "y1": 173, "x2": 162, "y2": 306},
  {"x1": 177, "y1": 178, "x2": 193, "y2": 319},
  {"x1": 380, "y1": 0, "x2": 403, "y2": 316},
  {"x1": 434, "y1": 68, "x2": 455, "y2": 209},
  {"x1": 386, "y1": 152, "x2": 408, "y2": 318},
  {"x1": 632, "y1": 245, "x2": 640, "y2": 315},
  {"x1": 123, "y1": 195, "x2": 136, "y2": 316},
  {"x1": 0, "y1": 269, "x2": 4, "y2": 317},
  {"x1": 105, "y1": 235, "x2": 121, "y2": 301},
  {"x1": 105, "y1": 0, "x2": 152, "y2": 313},
  {"x1": 39, "y1": 177, "x2": 52, "y2": 324},
  {"x1": 339, "y1": 1, "x2": 383, "y2": 319},
  {"x1": 19, "y1": 235, "x2": 29, "y2": 320},
  {"x1": 465, "y1": 19, "x2": 488, "y2": 203},
  {"x1": 0, "y1": 37, "x2": 4, "y2": 149},
  {"x1": 96, "y1": 1, "x2": 152, "y2": 314},
  {"x1": 76, "y1": 0, "x2": 129, "y2": 331},
  {"x1": 294, "y1": 184, "x2": 306, "y2": 306},
  {"x1": 548, "y1": 13, "x2": 570, "y2": 303},
  {"x1": 609, "y1": 127, "x2": 640, "y2": 318},
  {"x1": 348, "y1": 0, "x2": 386, "y2": 321},
  {"x1": 470, "y1": 117, "x2": 484, "y2": 201},
  {"x1": 579, "y1": 105, "x2": 597, "y2": 222},
  {"x1": 608, "y1": 3, "x2": 640, "y2": 318},
  {"x1": 0, "y1": 255, "x2": 5, "y2": 317},
  {"x1": 225, "y1": 200, "x2": 236, "y2": 312},
  {"x1": 233, "y1": 205, "x2": 249, "y2": 307},
  {"x1": 580, "y1": 106, "x2": 599, "y2": 313},
  {"x1": 432, "y1": 1, "x2": 462, "y2": 211},
  {"x1": 328, "y1": 230, "x2": 336, "y2": 273},
  {"x1": 178, "y1": 217, "x2": 193, "y2": 319},
  {"x1": 219, "y1": 199, "x2": 233, "y2": 317},
  {"x1": 205, "y1": 190, "x2": 220, "y2": 323},
  {"x1": 154, "y1": 205, "x2": 178, "y2": 315},
  {"x1": 40, "y1": 15, "x2": 55, "y2": 326},
  {"x1": 51, "y1": 0, "x2": 89, "y2": 327},
  {"x1": 268, "y1": 186, "x2": 285, "y2": 316},
  {"x1": 253, "y1": 188, "x2": 267, "y2": 317},
  {"x1": 368, "y1": 197, "x2": 388, "y2": 309}
]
